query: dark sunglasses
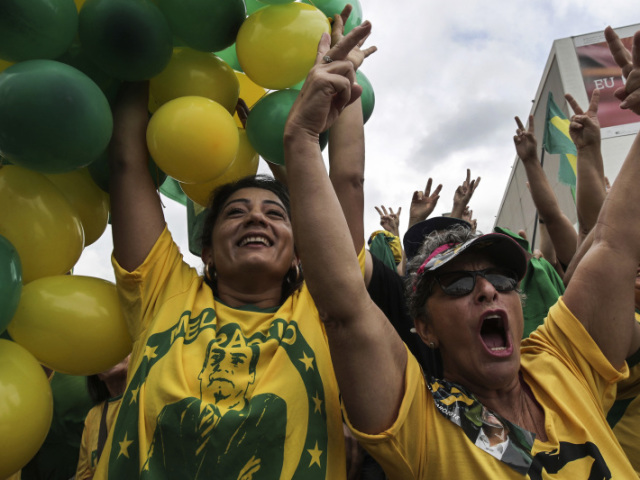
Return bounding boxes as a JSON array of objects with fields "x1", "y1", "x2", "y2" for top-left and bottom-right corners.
[{"x1": 433, "y1": 268, "x2": 518, "y2": 296}]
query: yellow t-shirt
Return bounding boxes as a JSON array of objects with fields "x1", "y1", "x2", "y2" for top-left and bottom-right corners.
[
  {"x1": 348, "y1": 298, "x2": 635, "y2": 479},
  {"x1": 608, "y1": 311, "x2": 640, "y2": 475},
  {"x1": 94, "y1": 227, "x2": 351, "y2": 480},
  {"x1": 76, "y1": 397, "x2": 123, "y2": 480}
]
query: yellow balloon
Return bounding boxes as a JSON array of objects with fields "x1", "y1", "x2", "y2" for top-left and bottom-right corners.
[
  {"x1": 180, "y1": 129, "x2": 259, "y2": 207},
  {"x1": 147, "y1": 96, "x2": 239, "y2": 184},
  {"x1": 8, "y1": 275, "x2": 132, "y2": 376},
  {"x1": 234, "y1": 71, "x2": 267, "y2": 128},
  {"x1": 45, "y1": 168, "x2": 110, "y2": 247},
  {"x1": 0, "y1": 165, "x2": 84, "y2": 284},
  {"x1": 236, "y1": 3, "x2": 331, "y2": 90},
  {"x1": 149, "y1": 47, "x2": 240, "y2": 115},
  {"x1": 0, "y1": 339, "x2": 53, "y2": 479}
]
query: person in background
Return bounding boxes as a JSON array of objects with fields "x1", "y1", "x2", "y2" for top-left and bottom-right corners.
[
  {"x1": 76, "y1": 355, "x2": 129, "y2": 480},
  {"x1": 513, "y1": 115, "x2": 577, "y2": 274}
]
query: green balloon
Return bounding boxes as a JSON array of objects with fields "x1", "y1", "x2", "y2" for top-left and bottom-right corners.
[
  {"x1": 56, "y1": 39, "x2": 122, "y2": 105},
  {"x1": 300, "y1": 0, "x2": 362, "y2": 33},
  {"x1": 79, "y1": 0, "x2": 173, "y2": 81},
  {"x1": 258, "y1": 0, "x2": 295, "y2": 4},
  {"x1": 246, "y1": 89, "x2": 327, "y2": 165},
  {"x1": 0, "y1": 60, "x2": 113, "y2": 174},
  {"x1": 88, "y1": 151, "x2": 167, "y2": 193},
  {"x1": 0, "y1": 235, "x2": 22, "y2": 334},
  {"x1": 245, "y1": 0, "x2": 267, "y2": 15},
  {"x1": 157, "y1": 0, "x2": 246, "y2": 52},
  {"x1": 0, "y1": 0, "x2": 78, "y2": 62},
  {"x1": 215, "y1": 44, "x2": 242, "y2": 72},
  {"x1": 357, "y1": 70, "x2": 375, "y2": 124}
]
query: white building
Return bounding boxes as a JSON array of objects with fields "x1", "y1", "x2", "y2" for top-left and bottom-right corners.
[{"x1": 494, "y1": 23, "x2": 640, "y2": 247}]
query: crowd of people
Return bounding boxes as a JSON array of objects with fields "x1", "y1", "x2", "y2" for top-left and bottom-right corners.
[{"x1": 10, "y1": 9, "x2": 640, "y2": 480}]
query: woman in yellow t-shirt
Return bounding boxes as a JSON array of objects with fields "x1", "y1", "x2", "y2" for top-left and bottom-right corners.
[
  {"x1": 282, "y1": 23, "x2": 640, "y2": 479},
  {"x1": 93, "y1": 13, "x2": 376, "y2": 480}
]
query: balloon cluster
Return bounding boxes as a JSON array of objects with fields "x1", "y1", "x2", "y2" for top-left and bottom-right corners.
[{"x1": 0, "y1": 0, "x2": 374, "y2": 475}]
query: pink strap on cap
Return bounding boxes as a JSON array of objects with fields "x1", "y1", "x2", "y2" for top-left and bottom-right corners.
[{"x1": 416, "y1": 242, "x2": 459, "y2": 275}]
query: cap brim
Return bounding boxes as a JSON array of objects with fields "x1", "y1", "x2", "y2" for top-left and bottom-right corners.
[
  {"x1": 403, "y1": 217, "x2": 471, "y2": 261},
  {"x1": 424, "y1": 233, "x2": 528, "y2": 280}
]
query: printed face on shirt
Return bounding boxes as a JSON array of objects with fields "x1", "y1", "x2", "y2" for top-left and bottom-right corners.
[
  {"x1": 199, "y1": 345, "x2": 256, "y2": 408},
  {"x1": 423, "y1": 252, "x2": 524, "y2": 391},
  {"x1": 208, "y1": 187, "x2": 296, "y2": 288}
]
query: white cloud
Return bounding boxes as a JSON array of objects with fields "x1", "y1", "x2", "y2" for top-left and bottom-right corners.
[{"x1": 73, "y1": 1, "x2": 640, "y2": 280}]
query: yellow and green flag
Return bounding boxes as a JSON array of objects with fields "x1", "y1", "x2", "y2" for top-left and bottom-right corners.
[{"x1": 542, "y1": 92, "x2": 577, "y2": 188}]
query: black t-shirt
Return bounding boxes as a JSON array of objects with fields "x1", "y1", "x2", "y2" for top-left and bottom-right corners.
[{"x1": 366, "y1": 255, "x2": 429, "y2": 370}]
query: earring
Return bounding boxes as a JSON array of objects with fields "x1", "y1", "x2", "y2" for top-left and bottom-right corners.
[
  {"x1": 286, "y1": 264, "x2": 302, "y2": 286},
  {"x1": 294, "y1": 263, "x2": 301, "y2": 283},
  {"x1": 205, "y1": 264, "x2": 216, "y2": 282},
  {"x1": 428, "y1": 342, "x2": 436, "y2": 349}
]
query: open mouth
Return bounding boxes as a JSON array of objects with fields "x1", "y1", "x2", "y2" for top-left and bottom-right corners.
[
  {"x1": 479, "y1": 314, "x2": 511, "y2": 355},
  {"x1": 238, "y1": 235, "x2": 272, "y2": 247}
]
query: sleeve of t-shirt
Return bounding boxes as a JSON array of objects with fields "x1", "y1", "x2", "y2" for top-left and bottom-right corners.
[
  {"x1": 523, "y1": 298, "x2": 628, "y2": 409},
  {"x1": 111, "y1": 226, "x2": 200, "y2": 341},
  {"x1": 344, "y1": 347, "x2": 427, "y2": 479}
]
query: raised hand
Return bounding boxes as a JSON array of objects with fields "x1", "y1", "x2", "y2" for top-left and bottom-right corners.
[
  {"x1": 605, "y1": 26, "x2": 640, "y2": 114},
  {"x1": 285, "y1": 21, "x2": 372, "y2": 138},
  {"x1": 331, "y1": 5, "x2": 377, "y2": 71},
  {"x1": 461, "y1": 206, "x2": 477, "y2": 233},
  {"x1": 375, "y1": 205, "x2": 401, "y2": 237},
  {"x1": 451, "y1": 169, "x2": 481, "y2": 218},
  {"x1": 408, "y1": 178, "x2": 442, "y2": 227},
  {"x1": 565, "y1": 90, "x2": 601, "y2": 149},
  {"x1": 513, "y1": 115, "x2": 538, "y2": 162}
]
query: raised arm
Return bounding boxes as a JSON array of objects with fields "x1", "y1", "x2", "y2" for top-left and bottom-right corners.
[
  {"x1": 109, "y1": 82, "x2": 165, "y2": 271},
  {"x1": 513, "y1": 115, "x2": 577, "y2": 266},
  {"x1": 563, "y1": 29, "x2": 640, "y2": 367},
  {"x1": 284, "y1": 26, "x2": 406, "y2": 434},
  {"x1": 327, "y1": 5, "x2": 375, "y2": 253},
  {"x1": 450, "y1": 169, "x2": 480, "y2": 219},
  {"x1": 565, "y1": 90, "x2": 607, "y2": 243}
]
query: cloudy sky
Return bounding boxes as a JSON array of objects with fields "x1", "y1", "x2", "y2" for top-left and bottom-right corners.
[{"x1": 74, "y1": 0, "x2": 639, "y2": 282}]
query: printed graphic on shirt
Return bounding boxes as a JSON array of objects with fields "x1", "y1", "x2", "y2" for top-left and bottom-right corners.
[
  {"x1": 529, "y1": 442, "x2": 611, "y2": 479},
  {"x1": 106, "y1": 309, "x2": 329, "y2": 479},
  {"x1": 428, "y1": 378, "x2": 534, "y2": 475}
]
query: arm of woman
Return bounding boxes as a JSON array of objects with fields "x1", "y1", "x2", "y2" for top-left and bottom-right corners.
[
  {"x1": 108, "y1": 82, "x2": 165, "y2": 272},
  {"x1": 284, "y1": 27, "x2": 407, "y2": 434},
  {"x1": 514, "y1": 115, "x2": 577, "y2": 266},
  {"x1": 327, "y1": 6, "x2": 376, "y2": 282},
  {"x1": 563, "y1": 28, "x2": 640, "y2": 366},
  {"x1": 565, "y1": 91, "x2": 607, "y2": 245}
]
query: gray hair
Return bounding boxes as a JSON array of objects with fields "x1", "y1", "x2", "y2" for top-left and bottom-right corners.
[{"x1": 405, "y1": 225, "x2": 478, "y2": 322}]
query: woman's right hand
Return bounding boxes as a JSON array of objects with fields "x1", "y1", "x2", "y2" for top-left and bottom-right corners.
[{"x1": 285, "y1": 21, "x2": 372, "y2": 139}]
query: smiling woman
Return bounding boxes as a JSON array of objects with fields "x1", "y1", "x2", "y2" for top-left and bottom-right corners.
[
  {"x1": 92, "y1": 72, "x2": 370, "y2": 478},
  {"x1": 199, "y1": 176, "x2": 303, "y2": 306}
]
